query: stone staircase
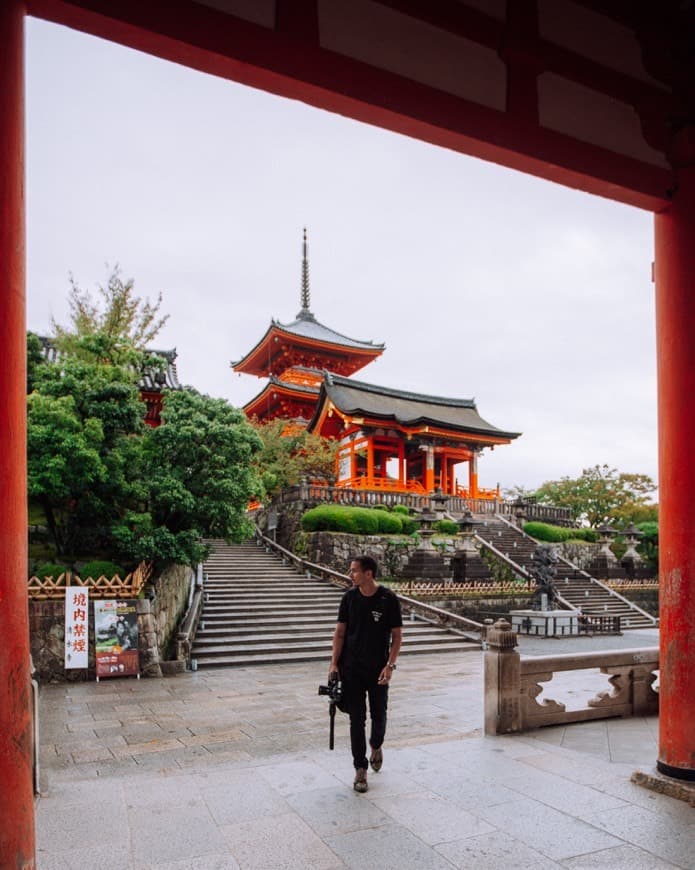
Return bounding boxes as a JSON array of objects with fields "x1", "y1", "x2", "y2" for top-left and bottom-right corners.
[
  {"x1": 191, "y1": 539, "x2": 478, "y2": 668},
  {"x1": 474, "y1": 516, "x2": 657, "y2": 629}
]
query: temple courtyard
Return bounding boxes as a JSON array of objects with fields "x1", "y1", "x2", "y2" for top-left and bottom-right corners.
[{"x1": 35, "y1": 628, "x2": 695, "y2": 870}]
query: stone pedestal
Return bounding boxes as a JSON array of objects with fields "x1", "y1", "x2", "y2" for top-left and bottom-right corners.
[
  {"x1": 451, "y1": 550, "x2": 491, "y2": 583},
  {"x1": 510, "y1": 609, "x2": 580, "y2": 637},
  {"x1": 484, "y1": 619, "x2": 521, "y2": 735}
]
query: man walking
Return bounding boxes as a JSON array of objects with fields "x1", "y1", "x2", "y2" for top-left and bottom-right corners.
[{"x1": 329, "y1": 555, "x2": 403, "y2": 793}]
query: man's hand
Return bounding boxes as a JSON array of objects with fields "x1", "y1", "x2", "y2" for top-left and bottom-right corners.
[
  {"x1": 377, "y1": 665, "x2": 393, "y2": 685},
  {"x1": 328, "y1": 665, "x2": 339, "y2": 682}
]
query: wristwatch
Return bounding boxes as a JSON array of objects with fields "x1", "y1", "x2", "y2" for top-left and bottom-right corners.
[{"x1": 386, "y1": 662, "x2": 397, "y2": 670}]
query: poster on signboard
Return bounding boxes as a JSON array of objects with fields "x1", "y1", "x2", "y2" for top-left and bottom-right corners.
[
  {"x1": 65, "y1": 587, "x2": 89, "y2": 669},
  {"x1": 93, "y1": 600, "x2": 139, "y2": 679}
]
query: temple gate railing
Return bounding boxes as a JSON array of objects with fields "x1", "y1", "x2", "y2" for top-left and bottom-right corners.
[{"x1": 270, "y1": 483, "x2": 572, "y2": 524}]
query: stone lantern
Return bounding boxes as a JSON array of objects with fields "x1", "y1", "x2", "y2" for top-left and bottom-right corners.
[
  {"x1": 457, "y1": 509, "x2": 480, "y2": 553},
  {"x1": 417, "y1": 509, "x2": 438, "y2": 551},
  {"x1": 400, "y1": 508, "x2": 447, "y2": 581},
  {"x1": 512, "y1": 497, "x2": 527, "y2": 528},
  {"x1": 597, "y1": 523, "x2": 618, "y2": 563},
  {"x1": 431, "y1": 487, "x2": 448, "y2": 520},
  {"x1": 451, "y1": 509, "x2": 491, "y2": 583},
  {"x1": 621, "y1": 523, "x2": 644, "y2": 578}
]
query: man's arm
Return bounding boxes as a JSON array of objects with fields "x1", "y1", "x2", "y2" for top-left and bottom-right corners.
[
  {"x1": 329, "y1": 622, "x2": 346, "y2": 679},
  {"x1": 378, "y1": 626, "x2": 402, "y2": 684}
]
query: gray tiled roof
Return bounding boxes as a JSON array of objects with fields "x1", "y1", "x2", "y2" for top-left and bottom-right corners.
[
  {"x1": 37, "y1": 336, "x2": 181, "y2": 392},
  {"x1": 312, "y1": 373, "x2": 520, "y2": 439},
  {"x1": 273, "y1": 310, "x2": 384, "y2": 351}
]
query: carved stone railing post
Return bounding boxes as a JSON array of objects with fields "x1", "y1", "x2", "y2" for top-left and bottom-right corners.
[{"x1": 484, "y1": 618, "x2": 521, "y2": 735}]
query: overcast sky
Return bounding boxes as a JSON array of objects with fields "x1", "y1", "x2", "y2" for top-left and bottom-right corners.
[{"x1": 25, "y1": 17, "x2": 658, "y2": 494}]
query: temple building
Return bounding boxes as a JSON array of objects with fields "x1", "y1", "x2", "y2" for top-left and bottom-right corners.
[
  {"x1": 37, "y1": 336, "x2": 182, "y2": 427},
  {"x1": 232, "y1": 229, "x2": 384, "y2": 425},
  {"x1": 234, "y1": 232, "x2": 519, "y2": 497},
  {"x1": 308, "y1": 373, "x2": 519, "y2": 497}
]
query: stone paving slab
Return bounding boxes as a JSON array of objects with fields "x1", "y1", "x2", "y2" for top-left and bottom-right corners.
[{"x1": 35, "y1": 631, "x2": 693, "y2": 869}]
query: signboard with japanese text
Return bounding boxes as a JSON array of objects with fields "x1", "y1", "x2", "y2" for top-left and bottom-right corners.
[
  {"x1": 94, "y1": 600, "x2": 139, "y2": 679},
  {"x1": 64, "y1": 587, "x2": 89, "y2": 669}
]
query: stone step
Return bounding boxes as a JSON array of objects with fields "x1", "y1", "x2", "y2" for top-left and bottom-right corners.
[
  {"x1": 193, "y1": 629, "x2": 458, "y2": 655},
  {"x1": 192, "y1": 640, "x2": 475, "y2": 668}
]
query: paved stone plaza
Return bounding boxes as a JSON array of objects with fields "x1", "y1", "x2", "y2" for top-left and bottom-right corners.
[{"x1": 35, "y1": 628, "x2": 695, "y2": 869}]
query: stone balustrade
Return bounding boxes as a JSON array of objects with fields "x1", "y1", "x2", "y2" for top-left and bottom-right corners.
[{"x1": 483, "y1": 618, "x2": 658, "y2": 735}]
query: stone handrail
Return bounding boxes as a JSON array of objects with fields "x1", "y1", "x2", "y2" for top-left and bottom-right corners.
[
  {"x1": 556, "y1": 557, "x2": 659, "y2": 627},
  {"x1": 484, "y1": 619, "x2": 659, "y2": 734},
  {"x1": 491, "y1": 514, "x2": 657, "y2": 625},
  {"x1": 474, "y1": 533, "x2": 577, "y2": 614},
  {"x1": 254, "y1": 529, "x2": 484, "y2": 636},
  {"x1": 176, "y1": 564, "x2": 204, "y2": 664}
]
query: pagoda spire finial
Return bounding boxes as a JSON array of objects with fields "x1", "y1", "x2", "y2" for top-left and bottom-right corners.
[{"x1": 298, "y1": 227, "x2": 313, "y2": 319}]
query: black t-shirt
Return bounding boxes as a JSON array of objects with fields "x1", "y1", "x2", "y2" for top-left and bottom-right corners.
[{"x1": 338, "y1": 585, "x2": 403, "y2": 672}]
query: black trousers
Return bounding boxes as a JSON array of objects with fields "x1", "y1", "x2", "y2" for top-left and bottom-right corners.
[{"x1": 342, "y1": 666, "x2": 388, "y2": 770}]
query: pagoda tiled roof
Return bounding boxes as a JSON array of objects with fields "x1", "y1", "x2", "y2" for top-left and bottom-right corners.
[
  {"x1": 231, "y1": 310, "x2": 384, "y2": 375},
  {"x1": 273, "y1": 310, "x2": 384, "y2": 352},
  {"x1": 310, "y1": 373, "x2": 520, "y2": 440}
]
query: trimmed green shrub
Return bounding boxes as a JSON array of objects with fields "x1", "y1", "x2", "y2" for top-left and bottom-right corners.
[
  {"x1": 301, "y1": 505, "x2": 380, "y2": 535},
  {"x1": 80, "y1": 560, "x2": 125, "y2": 579},
  {"x1": 375, "y1": 511, "x2": 403, "y2": 534},
  {"x1": 392, "y1": 504, "x2": 410, "y2": 516},
  {"x1": 34, "y1": 562, "x2": 70, "y2": 580},
  {"x1": 523, "y1": 522, "x2": 597, "y2": 543},
  {"x1": 373, "y1": 504, "x2": 390, "y2": 512},
  {"x1": 399, "y1": 516, "x2": 418, "y2": 534},
  {"x1": 433, "y1": 519, "x2": 459, "y2": 535}
]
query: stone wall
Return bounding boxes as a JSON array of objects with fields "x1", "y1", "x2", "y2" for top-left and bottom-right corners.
[
  {"x1": 297, "y1": 530, "x2": 431, "y2": 577},
  {"x1": 29, "y1": 563, "x2": 192, "y2": 683}
]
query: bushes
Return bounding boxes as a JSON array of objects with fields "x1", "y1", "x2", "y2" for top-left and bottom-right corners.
[
  {"x1": 392, "y1": 504, "x2": 410, "y2": 516},
  {"x1": 399, "y1": 515, "x2": 419, "y2": 534},
  {"x1": 523, "y1": 522, "x2": 597, "y2": 543},
  {"x1": 374, "y1": 511, "x2": 403, "y2": 534},
  {"x1": 301, "y1": 505, "x2": 380, "y2": 534},
  {"x1": 33, "y1": 562, "x2": 71, "y2": 580},
  {"x1": 301, "y1": 504, "x2": 420, "y2": 535},
  {"x1": 80, "y1": 559, "x2": 125, "y2": 579},
  {"x1": 433, "y1": 519, "x2": 458, "y2": 535}
]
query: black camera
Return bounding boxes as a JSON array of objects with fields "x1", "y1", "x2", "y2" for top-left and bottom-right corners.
[
  {"x1": 318, "y1": 672, "x2": 343, "y2": 705},
  {"x1": 318, "y1": 671, "x2": 344, "y2": 750}
]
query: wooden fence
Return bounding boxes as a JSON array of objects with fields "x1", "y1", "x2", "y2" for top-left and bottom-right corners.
[{"x1": 28, "y1": 562, "x2": 152, "y2": 600}]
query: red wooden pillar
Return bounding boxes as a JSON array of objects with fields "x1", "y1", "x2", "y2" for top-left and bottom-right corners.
[
  {"x1": 654, "y1": 160, "x2": 695, "y2": 781},
  {"x1": 468, "y1": 451, "x2": 479, "y2": 499},
  {"x1": 0, "y1": 0, "x2": 34, "y2": 865}
]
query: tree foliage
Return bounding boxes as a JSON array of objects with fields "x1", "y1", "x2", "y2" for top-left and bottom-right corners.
[
  {"x1": 250, "y1": 419, "x2": 337, "y2": 498},
  {"x1": 28, "y1": 344, "x2": 145, "y2": 557},
  {"x1": 52, "y1": 265, "x2": 169, "y2": 363},
  {"x1": 534, "y1": 464, "x2": 657, "y2": 528},
  {"x1": 112, "y1": 391, "x2": 263, "y2": 565},
  {"x1": 29, "y1": 273, "x2": 263, "y2": 568}
]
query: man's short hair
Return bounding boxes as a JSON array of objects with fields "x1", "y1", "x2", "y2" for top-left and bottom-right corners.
[{"x1": 352, "y1": 555, "x2": 378, "y2": 578}]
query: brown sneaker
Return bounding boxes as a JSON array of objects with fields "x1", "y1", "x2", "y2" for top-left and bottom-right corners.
[
  {"x1": 369, "y1": 747, "x2": 383, "y2": 772},
  {"x1": 353, "y1": 767, "x2": 368, "y2": 793}
]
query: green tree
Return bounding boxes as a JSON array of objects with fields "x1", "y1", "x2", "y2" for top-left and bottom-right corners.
[
  {"x1": 52, "y1": 265, "x2": 169, "y2": 364},
  {"x1": 534, "y1": 464, "x2": 656, "y2": 528},
  {"x1": 251, "y1": 419, "x2": 337, "y2": 498},
  {"x1": 27, "y1": 331, "x2": 45, "y2": 393},
  {"x1": 28, "y1": 345, "x2": 146, "y2": 556},
  {"x1": 112, "y1": 391, "x2": 263, "y2": 566}
]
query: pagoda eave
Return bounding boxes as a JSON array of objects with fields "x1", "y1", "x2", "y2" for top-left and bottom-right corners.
[{"x1": 233, "y1": 325, "x2": 383, "y2": 378}]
